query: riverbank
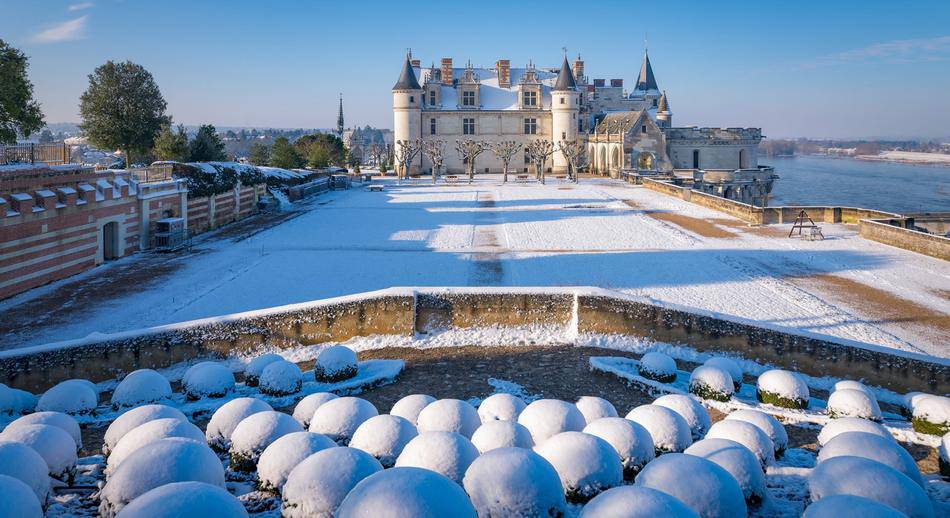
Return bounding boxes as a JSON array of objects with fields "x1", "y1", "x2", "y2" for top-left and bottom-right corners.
[{"x1": 856, "y1": 151, "x2": 950, "y2": 166}]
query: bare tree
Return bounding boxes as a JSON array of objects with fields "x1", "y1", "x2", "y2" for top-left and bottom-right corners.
[
  {"x1": 394, "y1": 139, "x2": 422, "y2": 180},
  {"x1": 369, "y1": 142, "x2": 386, "y2": 168},
  {"x1": 559, "y1": 139, "x2": 588, "y2": 183},
  {"x1": 455, "y1": 139, "x2": 491, "y2": 184},
  {"x1": 422, "y1": 139, "x2": 446, "y2": 184},
  {"x1": 526, "y1": 139, "x2": 555, "y2": 184},
  {"x1": 491, "y1": 140, "x2": 522, "y2": 183}
]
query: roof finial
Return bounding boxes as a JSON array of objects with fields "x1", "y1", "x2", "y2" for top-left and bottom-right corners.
[
  {"x1": 562, "y1": 46, "x2": 567, "y2": 58},
  {"x1": 644, "y1": 33, "x2": 648, "y2": 54}
]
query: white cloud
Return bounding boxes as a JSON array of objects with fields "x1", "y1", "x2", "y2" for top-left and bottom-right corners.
[
  {"x1": 807, "y1": 35, "x2": 950, "y2": 67},
  {"x1": 68, "y1": 2, "x2": 95, "y2": 11},
  {"x1": 31, "y1": 15, "x2": 88, "y2": 44}
]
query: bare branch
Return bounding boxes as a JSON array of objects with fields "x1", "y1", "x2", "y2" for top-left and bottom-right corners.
[
  {"x1": 491, "y1": 140, "x2": 522, "y2": 183},
  {"x1": 422, "y1": 139, "x2": 446, "y2": 184},
  {"x1": 454, "y1": 139, "x2": 490, "y2": 184},
  {"x1": 526, "y1": 139, "x2": 555, "y2": 184}
]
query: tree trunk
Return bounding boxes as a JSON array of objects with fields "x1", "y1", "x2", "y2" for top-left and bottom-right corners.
[
  {"x1": 502, "y1": 161, "x2": 508, "y2": 183},
  {"x1": 432, "y1": 165, "x2": 437, "y2": 184},
  {"x1": 468, "y1": 163, "x2": 474, "y2": 184},
  {"x1": 125, "y1": 148, "x2": 132, "y2": 170}
]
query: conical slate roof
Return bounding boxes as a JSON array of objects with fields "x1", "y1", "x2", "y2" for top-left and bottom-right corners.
[
  {"x1": 636, "y1": 51, "x2": 658, "y2": 91},
  {"x1": 392, "y1": 55, "x2": 422, "y2": 91},
  {"x1": 552, "y1": 56, "x2": 577, "y2": 91},
  {"x1": 657, "y1": 90, "x2": 669, "y2": 112}
]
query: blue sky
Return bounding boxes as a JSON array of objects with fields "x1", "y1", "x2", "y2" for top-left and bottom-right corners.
[{"x1": 3, "y1": 0, "x2": 949, "y2": 138}]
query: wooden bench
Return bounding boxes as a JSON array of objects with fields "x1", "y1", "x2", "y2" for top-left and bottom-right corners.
[
  {"x1": 367, "y1": 184, "x2": 384, "y2": 192},
  {"x1": 444, "y1": 175, "x2": 459, "y2": 184},
  {"x1": 515, "y1": 174, "x2": 530, "y2": 183}
]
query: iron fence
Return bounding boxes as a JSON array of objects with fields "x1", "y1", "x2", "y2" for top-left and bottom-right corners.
[{"x1": 0, "y1": 142, "x2": 70, "y2": 166}]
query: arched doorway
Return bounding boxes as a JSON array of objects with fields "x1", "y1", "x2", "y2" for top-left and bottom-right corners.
[
  {"x1": 102, "y1": 222, "x2": 119, "y2": 261},
  {"x1": 598, "y1": 146, "x2": 606, "y2": 173},
  {"x1": 636, "y1": 151, "x2": 655, "y2": 171},
  {"x1": 610, "y1": 147, "x2": 620, "y2": 170}
]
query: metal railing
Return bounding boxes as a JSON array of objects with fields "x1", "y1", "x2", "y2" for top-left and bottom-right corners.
[
  {"x1": 128, "y1": 163, "x2": 174, "y2": 183},
  {"x1": 0, "y1": 142, "x2": 70, "y2": 166}
]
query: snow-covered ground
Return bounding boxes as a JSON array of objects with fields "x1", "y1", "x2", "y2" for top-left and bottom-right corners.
[{"x1": 2, "y1": 176, "x2": 948, "y2": 357}]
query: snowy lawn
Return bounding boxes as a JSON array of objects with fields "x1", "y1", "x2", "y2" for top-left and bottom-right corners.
[{"x1": 1, "y1": 175, "x2": 947, "y2": 357}]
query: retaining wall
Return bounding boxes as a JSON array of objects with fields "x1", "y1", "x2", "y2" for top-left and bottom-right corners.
[
  {"x1": 2, "y1": 288, "x2": 946, "y2": 395},
  {"x1": 860, "y1": 219, "x2": 950, "y2": 261}
]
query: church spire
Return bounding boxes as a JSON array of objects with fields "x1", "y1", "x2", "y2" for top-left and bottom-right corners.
[
  {"x1": 552, "y1": 54, "x2": 577, "y2": 91},
  {"x1": 336, "y1": 94, "x2": 344, "y2": 136},
  {"x1": 635, "y1": 50, "x2": 658, "y2": 91}
]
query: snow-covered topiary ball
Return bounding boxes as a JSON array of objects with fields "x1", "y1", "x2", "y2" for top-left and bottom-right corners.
[
  {"x1": 818, "y1": 431, "x2": 923, "y2": 487},
  {"x1": 705, "y1": 419, "x2": 774, "y2": 468},
  {"x1": 808, "y1": 456, "x2": 933, "y2": 518},
  {"x1": 336, "y1": 467, "x2": 477, "y2": 518},
  {"x1": 940, "y1": 432, "x2": 950, "y2": 478},
  {"x1": 308, "y1": 396, "x2": 378, "y2": 444},
  {"x1": 292, "y1": 392, "x2": 338, "y2": 427},
  {"x1": 229, "y1": 410, "x2": 303, "y2": 471},
  {"x1": 103, "y1": 404, "x2": 187, "y2": 455},
  {"x1": 281, "y1": 447, "x2": 383, "y2": 518},
  {"x1": 581, "y1": 485, "x2": 700, "y2": 518},
  {"x1": 625, "y1": 405, "x2": 693, "y2": 454},
  {"x1": 116, "y1": 481, "x2": 248, "y2": 518},
  {"x1": 639, "y1": 352, "x2": 677, "y2": 383},
  {"x1": 0, "y1": 423, "x2": 77, "y2": 481},
  {"x1": 817, "y1": 417, "x2": 893, "y2": 447},
  {"x1": 5, "y1": 411, "x2": 82, "y2": 451},
  {"x1": 517, "y1": 399, "x2": 586, "y2": 445},
  {"x1": 912, "y1": 395, "x2": 950, "y2": 436},
  {"x1": 0, "y1": 384, "x2": 35, "y2": 416},
  {"x1": 756, "y1": 369, "x2": 809, "y2": 409},
  {"x1": 258, "y1": 359, "x2": 303, "y2": 396},
  {"x1": 416, "y1": 399, "x2": 481, "y2": 438},
  {"x1": 703, "y1": 357, "x2": 743, "y2": 391},
  {"x1": 470, "y1": 420, "x2": 534, "y2": 453},
  {"x1": 182, "y1": 362, "x2": 235, "y2": 400},
  {"x1": 901, "y1": 392, "x2": 933, "y2": 419},
  {"x1": 684, "y1": 438, "x2": 767, "y2": 504},
  {"x1": 477, "y1": 393, "x2": 526, "y2": 422},
  {"x1": 575, "y1": 396, "x2": 618, "y2": 424},
  {"x1": 462, "y1": 447, "x2": 566, "y2": 517},
  {"x1": 390, "y1": 394, "x2": 436, "y2": 425},
  {"x1": 635, "y1": 453, "x2": 747, "y2": 518},
  {"x1": 833, "y1": 380, "x2": 874, "y2": 396},
  {"x1": 313, "y1": 346, "x2": 358, "y2": 382},
  {"x1": 802, "y1": 494, "x2": 906, "y2": 518},
  {"x1": 243, "y1": 353, "x2": 284, "y2": 387},
  {"x1": 205, "y1": 397, "x2": 273, "y2": 451},
  {"x1": 106, "y1": 418, "x2": 205, "y2": 475},
  {"x1": 688, "y1": 366, "x2": 735, "y2": 402},
  {"x1": 110, "y1": 369, "x2": 172, "y2": 409},
  {"x1": 395, "y1": 431, "x2": 479, "y2": 483},
  {"x1": 724, "y1": 409, "x2": 788, "y2": 457},
  {"x1": 583, "y1": 417, "x2": 655, "y2": 480},
  {"x1": 256, "y1": 431, "x2": 337, "y2": 493},
  {"x1": 349, "y1": 414, "x2": 417, "y2": 467},
  {"x1": 0, "y1": 474, "x2": 42, "y2": 518},
  {"x1": 99, "y1": 438, "x2": 225, "y2": 518},
  {"x1": 36, "y1": 379, "x2": 98, "y2": 415},
  {"x1": 535, "y1": 431, "x2": 623, "y2": 503},
  {"x1": 653, "y1": 394, "x2": 711, "y2": 440},
  {"x1": 826, "y1": 388, "x2": 881, "y2": 421},
  {"x1": 0, "y1": 440, "x2": 51, "y2": 506}
]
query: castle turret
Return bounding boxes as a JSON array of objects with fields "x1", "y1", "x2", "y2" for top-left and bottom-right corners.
[
  {"x1": 392, "y1": 54, "x2": 423, "y2": 174},
  {"x1": 656, "y1": 90, "x2": 672, "y2": 128},
  {"x1": 551, "y1": 55, "x2": 580, "y2": 174},
  {"x1": 634, "y1": 50, "x2": 661, "y2": 108}
]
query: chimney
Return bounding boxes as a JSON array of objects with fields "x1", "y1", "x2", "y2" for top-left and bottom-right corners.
[
  {"x1": 410, "y1": 59, "x2": 421, "y2": 68},
  {"x1": 441, "y1": 58, "x2": 453, "y2": 85},
  {"x1": 593, "y1": 78, "x2": 605, "y2": 87},
  {"x1": 495, "y1": 59, "x2": 510, "y2": 88},
  {"x1": 610, "y1": 79, "x2": 623, "y2": 88},
  {"x1": 572, "y1": 56, "x2": 584, "y2": 83}
]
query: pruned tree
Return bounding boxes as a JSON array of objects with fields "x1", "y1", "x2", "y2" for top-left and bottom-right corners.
[
  {"x1": 394, "y1": 139, "x2": 422, "y2": 180},
  {"x1": 526, "y1": 139, "x2": 555, "y2": 184},
  {"x1": 422, "y1": 139, "x2": 445, "y2": 184},
  {"x1": 492, "y1": 140, "x2": 522, "y2": 183},
  {"x1": 455, "y1": 139, "x2": 491, "y2": 184},
  {"x1": 559, "y1": 139, "x2": 588, "y2": 183}
]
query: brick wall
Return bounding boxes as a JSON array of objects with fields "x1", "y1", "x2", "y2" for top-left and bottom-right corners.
[{"x1": 186, "y1": 184, "x2": 262, "y2": 235}]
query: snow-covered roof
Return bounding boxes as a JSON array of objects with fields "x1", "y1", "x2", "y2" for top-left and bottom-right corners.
[{"x1": 417, "y1": 66, "x2": 559, "y2": 111}]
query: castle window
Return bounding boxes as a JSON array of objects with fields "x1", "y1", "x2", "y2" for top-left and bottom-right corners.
[
  {"x1": 430, "y1": 118, "x2": 437, "y2": 135},
  {"x1": 523, "y1": 91, "x2": 537, "y2": 107},
  {"x1": 429, "y1": 91, "x2": 436, "y2": 106},
  {"x1": 560, "y1": 98, "x2": 565, "y2": 105},
  {"x1": 409, "y1": 95, "x2": 414, "y2": 103},
  {"x1": 524, "y1": 151, "x2": 531, "y2": 164},
  {"x1": 561, "y1": 132, "x2": 566, "y2": 140},
  {"x1": 641, "y1": 125, "x2": 647, "y2": 134},
  {"x1": 524, "y1": 118, "x2": 537, "y2": 135},
  {"x1": 463, "y1": 118, "x2": 475, "y2": 135},
  {"x1": 693, "y1": 150, "x2": 700, "y2": 169},
  {"x1": 652, "y1": 99, "x2": 658, "y2": 107},
  {"x1": 462, "y1": 91, "x2": 475, "y2": 106}
]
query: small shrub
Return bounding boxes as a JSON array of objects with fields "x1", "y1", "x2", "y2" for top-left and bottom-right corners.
[{"x1": 757, "y1": 390, "x2": 808, "y2": 410}]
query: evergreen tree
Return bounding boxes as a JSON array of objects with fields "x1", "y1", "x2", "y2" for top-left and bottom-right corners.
[
  {"x1": 38, "y1": 129, "x2": 55, "y2": 144},
  {"x1": 294, "y1": 133, "x2": 346, "y2": 167},
  {"x1": 79, "y1": 60, "x2": 169, "y2": 167},
  {"x1": 248, "y1": 142, "x2": 271, "y2": 166},
  {"x1": 188, "y1": 124, "x2": 227, "y2": 162},
  {"x1": 270, "y1": 136, "x2": 304, "y2": 169},
  {"x1": 0, "y1": 39, "x2": 45, "y2": 144},
  {"x1": 153, "y1": 124, "x2": 189, "y2": 161}
]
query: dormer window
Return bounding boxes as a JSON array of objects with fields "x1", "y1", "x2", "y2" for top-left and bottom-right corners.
[
  {"x1": 462, "y1": 91, "x2": 475, "y2": 106},
  {"x1": 429, "y1": 91, "x2": 436, "y2": 106},
  {"x1": 523, "y1": 91, "x2": 537, "y2": 107},
  {"x1": 641, "y1": 125, "x2": 647, "y2": 134}
]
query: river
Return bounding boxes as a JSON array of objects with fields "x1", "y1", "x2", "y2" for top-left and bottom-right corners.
[{"x1": 766, "y1": 156, "x2": 950, "y2": 213}]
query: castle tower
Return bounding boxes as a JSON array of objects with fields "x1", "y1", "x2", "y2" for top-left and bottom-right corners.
[
  {"x1": 392, "y1": 53, "x2": 422, "y2": 174},
  {"x1": 656, "y1": 90, "x2": 672, "y2": 128},
  {"x1": 634, "y1": 50, "x2": 661, "y2": 108},
  {"x1": 551, "y1": 55, "x2": 579, "y2": 174}
]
